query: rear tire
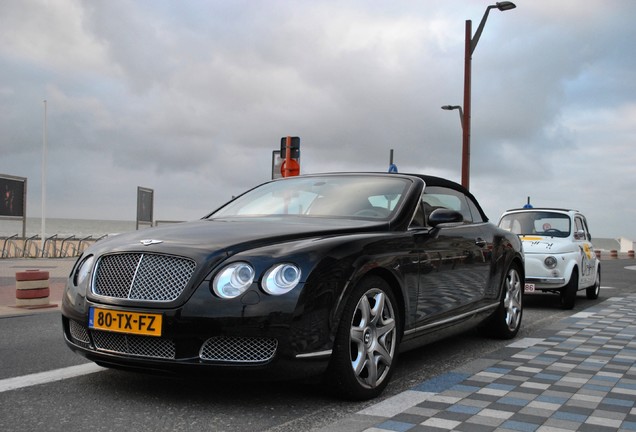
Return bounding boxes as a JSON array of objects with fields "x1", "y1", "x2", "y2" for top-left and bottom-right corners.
[
  {"x1": 327, "y1": 276, "x2": 399, "y2": 401},
  {"x1": 560, "y1": 269, "x2": 578, "y2": 310},
  {"x1": 586, "y1": 268, "x2": 601, "y2": 300},
  {"x1": 484, "y1": 262, "x2": 523, "y2": 339}
]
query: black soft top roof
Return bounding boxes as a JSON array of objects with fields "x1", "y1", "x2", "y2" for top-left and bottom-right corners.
[
  {"x1": 280, "y1": 172, "x2": 490, "y2": 222},
  {"x1": 403, "y1": 173, "x2": 489, "y2": 223}
]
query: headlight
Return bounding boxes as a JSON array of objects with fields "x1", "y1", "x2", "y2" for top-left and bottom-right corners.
[
  {"x1": 212, "y1": 262, "x2": 255, "y2": 299},
  {"x1": 262, "y1": 264, "x2": 301, "y2": 295},
  {"x1": 73, "y1": 255, "x2": 94, "y2": 286},
  {"x1": 544, "y1": 256, "x2": 557, "y2": 269}
]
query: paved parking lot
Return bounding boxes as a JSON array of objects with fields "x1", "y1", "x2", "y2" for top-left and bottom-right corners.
[
  {"x1": 323, "y1": 294, "x2": 636, "y2": 431},
  {"x1": 2, "y1": 257, "x2": 636, "y2": 431}
]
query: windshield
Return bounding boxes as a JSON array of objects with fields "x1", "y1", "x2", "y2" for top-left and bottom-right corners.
[
  {"x1": 209, "y1": 175, "x2": 411, "y2": 220},
  {"x1": 499, "y1": 211, "x2": 571, "y2": 238}
]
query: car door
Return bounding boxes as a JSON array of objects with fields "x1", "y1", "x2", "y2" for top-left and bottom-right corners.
[
  {"x1": 575, "y1": 214, "x2": 597, "y2": 287},
  {"x1": 411, "y1": 187, "x2": 492, "y2": 326}
]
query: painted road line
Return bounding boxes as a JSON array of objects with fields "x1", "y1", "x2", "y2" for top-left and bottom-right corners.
[{"x1": 0, "y1": 363, "x2": 104, "y2": 393}]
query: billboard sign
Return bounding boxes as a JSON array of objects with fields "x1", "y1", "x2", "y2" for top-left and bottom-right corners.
[
  {"x1": 136, "y1": 187, "x2": 154, "y2": 229},
  {"x1": 0, "y1": 175, "x2": 26, "y2": 218}
]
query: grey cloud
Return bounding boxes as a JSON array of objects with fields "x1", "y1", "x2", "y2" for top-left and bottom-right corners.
[{"x1": 1, "y1": 0, "x2": 635, "y2": 240}]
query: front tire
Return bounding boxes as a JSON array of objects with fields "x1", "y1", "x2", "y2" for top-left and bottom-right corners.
[
  {"x1": 327, "y1": 276, "x2": 399, "y2": 400},
  {"x1": 561, "y1": 269, "x2": 578, "y2": 309},
  {"x1": 484, "y1": 262, "x2": 523, "y2": 339}
]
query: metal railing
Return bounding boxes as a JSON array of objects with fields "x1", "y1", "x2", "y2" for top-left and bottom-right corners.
[
  {"x1": 1, "y1": 234, "x2": 21, "y2": 258},
  {"x1": 1, "y1": 221, "x2": 182, "y2": 259},
  {"x1": 0, "y1": 234, "x2": 107, "y2": 258}
]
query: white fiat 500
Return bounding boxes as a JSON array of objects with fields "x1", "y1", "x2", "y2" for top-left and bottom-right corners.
[{"x1": 498, "y1": 208, "x2": 600, "y2": 309}]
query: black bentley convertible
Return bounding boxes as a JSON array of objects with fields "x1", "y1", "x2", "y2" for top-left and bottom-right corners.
[{"x1": 62, "y1": 173, "x2": 524, "y2": 400}]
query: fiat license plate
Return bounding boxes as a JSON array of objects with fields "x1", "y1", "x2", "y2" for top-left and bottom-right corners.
[
  {"x1": 524, "y1": 283, "x2": 535, "y2": 293},
  {"x1": 89, "y1": 307, "x2": 162, "y2": 337}
]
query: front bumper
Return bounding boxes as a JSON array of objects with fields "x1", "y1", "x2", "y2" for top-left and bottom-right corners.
[
  {"x1": 61, "y1": 274, "x2": 336, "y2": 379},
  {"x1": 61, "y1": 313, "x2": 332, "y2": 379},
  {"x1": 523, "y1": 253, "x2": 571, "y2": 290},
  {"x1": 526, "y1": 276, "x2": 566, "y2": 286}
]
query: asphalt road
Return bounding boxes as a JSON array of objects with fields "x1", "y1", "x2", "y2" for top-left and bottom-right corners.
[{"x1": 1, "y1": 259, "x2": 634, "y2": 432}]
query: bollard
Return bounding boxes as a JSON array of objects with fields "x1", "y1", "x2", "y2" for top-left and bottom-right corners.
[
  {"x1": 15, "y1": 270, "x2": 54, "y2": 308},
  {"x1": 610, "y1": 250, "x2": 618, "y2": 259},
  {"x1": 629, "y1": 250, "x2": 635, "y2": 259}
]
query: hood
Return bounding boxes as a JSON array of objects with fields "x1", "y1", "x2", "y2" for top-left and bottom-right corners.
[
  {"x1": 519, "y1": 235, "x2": 577, "y2": 254},
  {"x1": 85, "y1": 217, "x2": 387, "y2": 259}
]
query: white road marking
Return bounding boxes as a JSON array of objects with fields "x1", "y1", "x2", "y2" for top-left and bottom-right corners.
[{"x1": 0, "y1": 362, "x2": 104, "y2": 393}]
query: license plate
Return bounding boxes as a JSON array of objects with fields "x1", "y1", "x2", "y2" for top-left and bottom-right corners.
[
  {"x1": 89, "y1": 307, "x2": 162, "y2": 337},
  {"x1": 524, "y1": 283, "x2": 535, "y2": 293}
]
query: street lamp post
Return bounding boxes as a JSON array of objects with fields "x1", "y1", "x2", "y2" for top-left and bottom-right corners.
[
  {"x1": 441, "y1": 105, "x2": 464, "y2": 129},
  {"x1": 41, "y1": 100, "x2": 47, "y2": 255},
  {"x1": 459, "y1": 1, "x2": 516, "y2": 190}
]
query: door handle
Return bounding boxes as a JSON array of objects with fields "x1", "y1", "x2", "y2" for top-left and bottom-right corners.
[{"x1": 475, "y1": 238, "x2": 487, "y2": 248}]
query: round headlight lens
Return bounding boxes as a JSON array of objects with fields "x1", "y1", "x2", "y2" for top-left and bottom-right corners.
[
  {"x1": 544, "y1": 256, "x2": 558, "y2": 269},
  {"x1": 213, "y1": 262, "x2": 255, "y2": 299},
  {"x1": 74, "y1": 255, "x2": 94, "y2": 286},
  {"x1": 262, "y1": 264, "x2": 301, "y2": 295}
]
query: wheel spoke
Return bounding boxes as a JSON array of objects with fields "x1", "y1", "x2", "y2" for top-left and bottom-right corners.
[
  {"x1": 352, "y1": 349, "x2": 368, "y2": 376},
  {"x1": 350, "y1": 326, "x2": 365, "y2": 343},
  {"x1": 368, "y1": 292, "x2": 385, "y2": 325},
  {"x1": 376, "y1": 317, "x2": 395, "y2": 340},
  {"x1": 357, "y1": 295, "x2": 371, "y2": 327},
  {"x1": 373, "y1": 339, "x2": 392, "y2": 367},
  {"x1": 363, "y1": 355, "x2": 378, "y2": 385}
]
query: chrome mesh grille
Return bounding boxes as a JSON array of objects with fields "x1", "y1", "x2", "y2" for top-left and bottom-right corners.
[
  {"x1": 93, "y1": 253, "x2": 196, "y2": 302},
  {"x1": 92, "y1": 330, "x2": 176, "y2": 359},
  {"x1": 200, "y1": 336, "x2": 278, "y2": 363},
  {"x1": 69, "y1": 320, "x2": 91, "y2": 348}
]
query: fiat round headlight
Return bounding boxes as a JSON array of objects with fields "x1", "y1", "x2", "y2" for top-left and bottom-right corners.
[
  {"x1": 544, "y1": 256, "x2": 558, "y2": 269},
  {"x1": 262, "y1": 264, "x2": 301, "y2": 295},
  {"x1": 74, "y1": 255, "x2": 94, "y2": 286},
  {"x1": 213, "y1": 262, "x2": 255, "y2": 299}
]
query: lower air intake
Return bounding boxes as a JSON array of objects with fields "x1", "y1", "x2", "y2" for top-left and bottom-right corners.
[
  {"x1": 200, "y1": 336, "x2": 277, "y2": 363},
  {"x1": 92, "y1": 330, "x2": 176, "y2": 359}
]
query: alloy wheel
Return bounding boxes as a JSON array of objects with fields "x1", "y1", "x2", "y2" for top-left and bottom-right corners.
[
  {"x1": 348, "y1": 288, "x2": 397, "y2": 389},
  {"x1": 503, "y1": 267, "x2": 523, "y2": 332}
]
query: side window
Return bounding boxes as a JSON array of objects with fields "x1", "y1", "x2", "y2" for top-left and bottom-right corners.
[
  {"x1": 422, "y1": 186, "x2": 473, "y2": 223},
  {"x1": 575, "y1": 216, "x2": 590, "y2": 240},
  {"x1": 583, "y1": 218, "x2": 592, "y2": 239},
  {"x1": 466, "y1": 196, "x2": 484, "y2": 223},
  {"x1": 575, "y1": 217, "x2": 584, "y2": 233},
  {"x1": 410, "y1": 201, "x2": 425, "y2": 227}
]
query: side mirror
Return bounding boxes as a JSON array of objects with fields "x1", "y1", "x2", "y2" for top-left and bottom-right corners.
[
  {"x1": 574, "y1": 229, "x2": 586, "y2": 240},
  {"x1": 428, "y1": 208, "x2": 464, "y2": 227}
]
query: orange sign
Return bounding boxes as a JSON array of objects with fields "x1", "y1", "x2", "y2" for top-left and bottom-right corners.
[{"x1": 281, "y1": 159, "x2": 300, "y2": 177}]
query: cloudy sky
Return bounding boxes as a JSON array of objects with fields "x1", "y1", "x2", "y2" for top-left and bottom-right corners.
[{"x1": 1, "y1": 0, "x2": 635, "y2": 240}]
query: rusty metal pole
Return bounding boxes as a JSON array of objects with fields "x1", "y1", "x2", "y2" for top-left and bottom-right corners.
[{"x1": 283, "y1": 136, "x2": 291, "y2": 178}]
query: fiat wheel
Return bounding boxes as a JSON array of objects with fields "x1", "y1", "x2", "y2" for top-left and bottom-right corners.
[
  {"x1": 586, "y1": 267, "x2": 601, "y2": 300},
  {"x1": 561, "y1": 269, "x2": 578, "y2": 309},
  {"x1": 328, "y1": 276, "x2": 399, "y2": 400}
]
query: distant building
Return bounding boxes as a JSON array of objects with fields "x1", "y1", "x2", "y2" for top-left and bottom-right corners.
[{"x1": 592, "y1": 237, "x2": 634, "y2": 252}]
